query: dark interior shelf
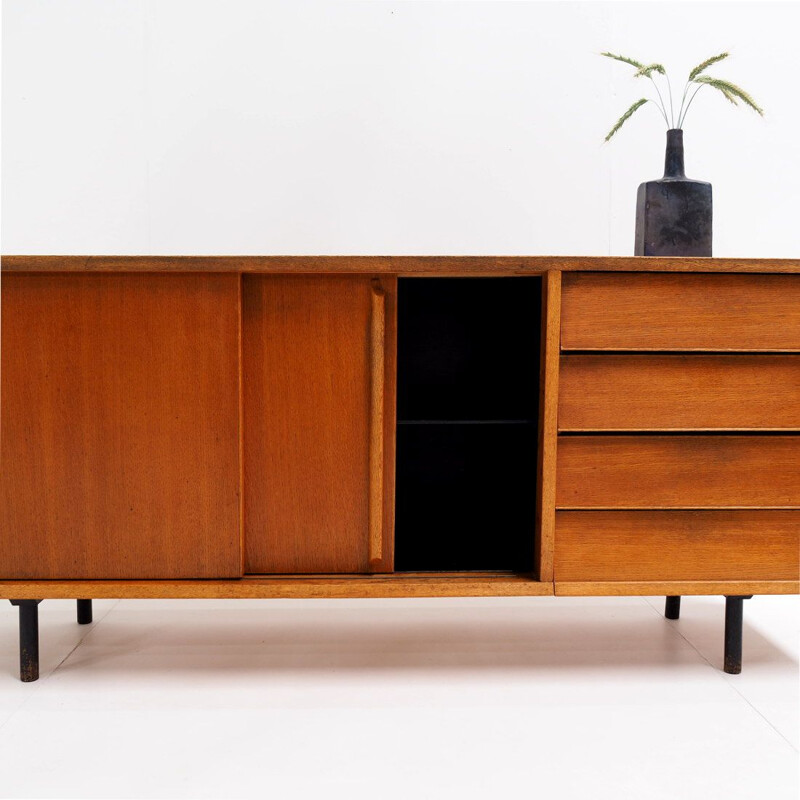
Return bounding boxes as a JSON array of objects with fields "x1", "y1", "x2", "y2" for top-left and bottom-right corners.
[
  {"x1": 395, "y1": 277, "x2": 542, "y2": 572},
  {"x1": 397, "y1": 277, "x2": 541, "y2": 422}
]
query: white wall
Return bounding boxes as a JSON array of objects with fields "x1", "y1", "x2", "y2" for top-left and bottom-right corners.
[{"x1": 2, "y1": 0, "x2": 797, "y2": 257}]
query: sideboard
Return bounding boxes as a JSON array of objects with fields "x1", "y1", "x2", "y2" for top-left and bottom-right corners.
[{"x1": 2, "y1": 256, "x2": 798, "y2": 681}]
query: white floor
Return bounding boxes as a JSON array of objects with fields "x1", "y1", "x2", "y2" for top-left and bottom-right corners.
[{"x1": 0, "y1": 595, "x2": 797, "y2": 800}]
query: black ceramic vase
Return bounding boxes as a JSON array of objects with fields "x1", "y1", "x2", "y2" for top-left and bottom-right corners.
[{"x1": 635, "y1": 129, "x2": 712, "y2": 256}]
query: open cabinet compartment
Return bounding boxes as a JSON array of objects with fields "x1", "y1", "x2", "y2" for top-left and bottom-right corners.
[{"x1": 395, "y1": 277, "x2": 542, "y2": 572}]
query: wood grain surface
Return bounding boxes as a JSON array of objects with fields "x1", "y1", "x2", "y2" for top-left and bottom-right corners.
[
  {"x1": 0, "y1": 574, "x2": 553, "y2": 599},
  {"x1": 554, "y1": 510, "x2": 800, "y2": 581},
  {"x1": 368, "y1": 280, "x2": 386, "y2": 569},
  {"x1": 0, "y1": 273, "x2": 242, "y2": 579},
  {"x1": 556, "y1": 436, "x2": 800, "y2": 509},
  {"x1": 0, "y1": 575, "x2": 795, "y2": 600},
  {"x1": 381, "y1": 279, "x2": 398, "y2": 574},
  {"x1": 555, "y1": 580, "x2": 798, "y2": 596},
  {"x1": 535, "y1": 270, "x2": 561, "y2": 580},
  {"x1": 4, "y1": 255, "x2": 800, "y2": 274},
  {"x1": 561, "y1": 273, "x2": 800, "y2": 350},
  {"x1": 242, "y1": 275, "x2": 396, "y2": 573},
  {"x1": 559, "y1": 355, "x2": 800, "y2": 431}
]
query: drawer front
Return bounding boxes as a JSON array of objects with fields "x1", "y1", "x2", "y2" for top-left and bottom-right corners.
[
  {"x1": 554, "y1": 510, "x2": 800, "y2": 581},
  {"x1": 561, "y1": 273, "x2": 800, "y2": 351},
  {"x1": 559, "y1": 355, "x2": 800, "y2": 431},
  {"x1": 556, "y1": 436, "x2": 800, "y2": 509}
]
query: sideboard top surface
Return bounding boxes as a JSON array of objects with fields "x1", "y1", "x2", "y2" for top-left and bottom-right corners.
[{"x1": 2, "y1": 255, "x2": 799, "y2": 274}]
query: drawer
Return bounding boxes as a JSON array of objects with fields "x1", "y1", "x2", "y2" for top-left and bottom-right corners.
[
  {"x1": 554, "y1": 510, "x2": 800, "y2": 581},
  {"x1": 561, "y1": 273, "x2": 800, "y2": 351},
  {"x1": 559, "y1": 355, "x2": 800, "y2": 431},
  {"x1": 556, "y1": 435, "x2": 800, "y2": 508}
]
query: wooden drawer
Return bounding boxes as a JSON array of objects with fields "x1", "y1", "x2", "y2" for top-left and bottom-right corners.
[
  {"x1": 556, "y1": 436, "x2": 800, "y2": 509},
  {"x1": 554, "y1": 510, "x2": 800, "y2": 581},
  {"x1": 561, "y1": 273, "x2": 800, "y2": 351},
  {"x1": 559, "y1": 355, "x2": 800, "y2": 431}
]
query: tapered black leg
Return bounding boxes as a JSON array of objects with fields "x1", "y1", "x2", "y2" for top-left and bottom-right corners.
[
  {"x1": 724, "y1": 595, "x2": 753, "y2": 675},
  {"x1": 665, "y1": 596, "x2": 681, "y2": 620},
  {"x1": 77, "y1": 599, "x2": 93, "y2": 625},
  {"x1": 9, "y1": 600, "x2": 43, "y2": 682}
]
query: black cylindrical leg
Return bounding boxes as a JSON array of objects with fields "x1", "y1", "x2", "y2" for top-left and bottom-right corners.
[
  {"x1": 665, "y1": 596, "x2": 681, "y2": 620},
  {"x1": 724, "y1": 595, "x2": 752, "y2": 675},
  {"x1": 77, "y1": 599, "x2": 93, "y2": 625},
  {"x1": 9, "y1": 600, "x2": 42, "y2": 682}
]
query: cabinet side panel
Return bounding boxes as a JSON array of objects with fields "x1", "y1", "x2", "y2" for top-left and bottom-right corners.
[
  {"x1": 243, "y1": 275, "x2": 385, "y2": 573},
  {"x1": 0, "y1": 273, "x2": 242, "y2": 579}
]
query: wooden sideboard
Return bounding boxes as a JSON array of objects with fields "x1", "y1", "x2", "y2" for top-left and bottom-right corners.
[{"x1": 2, "y1": 256, "x2": 798, "y2": 681}]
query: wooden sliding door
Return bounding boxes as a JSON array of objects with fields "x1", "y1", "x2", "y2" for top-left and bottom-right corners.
[
  {"x1": 0, "y1": 273, "x2": 242, "y2": 579},
  {"x1": 242, "y1": 275, "x2": 396, "y2": 574}
]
